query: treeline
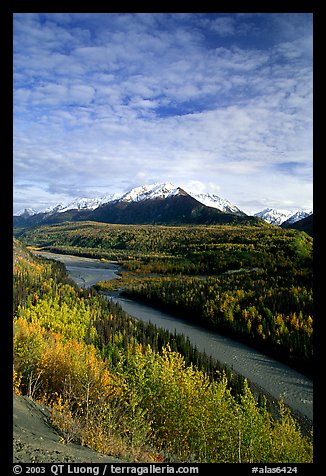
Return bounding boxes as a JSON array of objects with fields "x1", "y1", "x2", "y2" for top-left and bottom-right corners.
[
  {"x1": 93, "y1": 297, "x2": 249, "y2": 398},
  {"x1": 13, "y1": 238, "x2": 75, "y2": 313},
  {"x1": 13, "y1": 238, "x2": 313, "y2": 462}
]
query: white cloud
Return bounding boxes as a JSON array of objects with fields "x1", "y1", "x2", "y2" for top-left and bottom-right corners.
[
  {"x1": 13, "y1": 13, "x2": 313, "y2": 215},
  {"x1": 209, "y1": 17, "x2": 236, "y2": 36}
]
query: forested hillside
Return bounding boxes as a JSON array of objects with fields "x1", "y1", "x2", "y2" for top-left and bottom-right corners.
[
  {"x1": 282, "y1": 214, "x2": 313, "y2": 237},
  {"x1": 16, "y1": 222, "x2": 313, "y2": 375},
  {"x1": 13, "y1": 237, "x2": 313, "y2": 462}
]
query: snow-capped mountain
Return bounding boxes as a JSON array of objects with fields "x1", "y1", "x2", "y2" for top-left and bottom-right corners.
[
  {"x1": 254, "y1": 208, "x2": 294, "y2": 226},
  {"x1": 118, "y1": 183, "x2": 183, "y2": 203},
  {"x1": 255, "y1": 208, "x2": 312, "y2": 226},
  {"x1": 37, "y1": 194, "x2": 120, "y2": 214},
  {"x1": 14, "y1": 184, "x2": 313, "y2": 230},
  {"x1": 16, "y1": 208, "x2": 38, "y2": 218},
  {"x1": 20, "y1": 183, "x2": 244, "y2": 217},
  {"x1": 16, "y1": 185, "x2": 312, "y2": 225},
  {"x1": 51, "y1": 194, "x2": 122, "y2": 213},
  {"x1": 13, "y1": 182, "x2": 270, "y2": 227},
  {"x1": 118, "y1": 183, "x2": 244, "y2": 215},
  {"x1": 283, "y1": 210, "x2": 313, "y2": 225}
]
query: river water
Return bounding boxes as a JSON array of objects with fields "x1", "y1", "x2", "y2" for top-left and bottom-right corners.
[{"x1": 34, "y1": 251, "x2": 313, "y2": 422}]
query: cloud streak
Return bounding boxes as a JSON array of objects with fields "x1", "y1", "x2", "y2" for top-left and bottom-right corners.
[{"x1": 13, "y1": 13, "x2": 313, "y2": 215}]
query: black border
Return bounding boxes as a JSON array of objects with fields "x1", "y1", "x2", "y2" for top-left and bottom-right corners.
[{"x1": 5, "y1": 1, "x2": 321, "y2": 474}]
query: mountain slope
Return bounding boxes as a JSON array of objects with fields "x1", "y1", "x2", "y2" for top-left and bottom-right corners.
[
  {"x1": 187, "y1": 192, "x2": 245, "y2": 215},
  {"x1": 13, "y1": 393, "x2": 124, "y2": 463},
  {"x1": 281, "y1": 213, "x2": 313, "y2": 237},
  {"x1": 13, "y1": 209, "x2": 90, "y2": 228}
]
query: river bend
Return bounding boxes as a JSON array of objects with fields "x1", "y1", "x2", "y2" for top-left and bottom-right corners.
[{"x1": 34, "y1": 251, "x2": 313, "y2": 421}]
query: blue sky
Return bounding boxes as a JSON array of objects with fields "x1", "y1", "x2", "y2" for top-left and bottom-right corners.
[{"x1": 13, "y1": 13, "x2": 313, "y2": 215}]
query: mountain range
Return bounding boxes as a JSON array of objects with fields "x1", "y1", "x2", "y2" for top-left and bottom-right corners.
[
  {"x1": 14, "y1": 182, "x2": 312, "y2": 230},
  {"x1": 16, "y1": 183, "x2": 244, "y2": 216}
]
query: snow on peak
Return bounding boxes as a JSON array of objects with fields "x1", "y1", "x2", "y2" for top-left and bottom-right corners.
[
  {"x1": 119, "y1": 182, "x2": 244, "y2": 214},
  {"x1": 57, "y1": 194, "x2": 121, "y2": 212},
  {"x1": 16, "y1": 208, "x2": 38, "y2": 217},
  {"x1": 255, "y1": 208, "x2": 312, "y2": 226},
  {"x1": 283, "y1": 210, "x2": 313, "y2": 224},
  {"x1": 38, "y1": 194, "x2": 121, "y2": 214},
  {"x1": 119, "y1": 182, "x2": 180, "y2": 202},
  {"x1": 187, "y1": 191, "x2": 243, "y2": 214},
  {"x1": 38, "y1": 203, "x2": 65, "y2": 214}
]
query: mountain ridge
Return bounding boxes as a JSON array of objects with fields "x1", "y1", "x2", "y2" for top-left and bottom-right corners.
[
  {"x1": 16, "y1": 182, "x2": 245, "y2": 217},
  {"x1": 89, "y1": 192, "x2": 255, "y2": 226}
]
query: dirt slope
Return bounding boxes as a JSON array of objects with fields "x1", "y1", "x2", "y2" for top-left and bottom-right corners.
[{"x1": 13, "y1": 393, "x2": 125, "y2": 463}]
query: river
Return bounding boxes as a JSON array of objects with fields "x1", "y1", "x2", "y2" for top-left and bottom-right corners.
[{"x1": 34, "y1": 251, "x2": 313, "y2": 422}]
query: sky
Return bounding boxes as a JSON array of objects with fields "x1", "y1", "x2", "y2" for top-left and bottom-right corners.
[{"x1": 13, "y1": 12, "x2": 313, "y2": 216}]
